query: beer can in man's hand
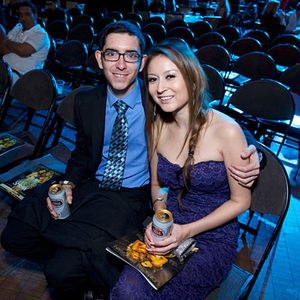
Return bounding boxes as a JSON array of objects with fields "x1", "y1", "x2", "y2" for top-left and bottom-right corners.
[
  {"x1": 152, "y1": 209, "x2": 173, "y2": 240},
  {"x1": 48, "y1": 183, "x2": 70, "y2": 219}
]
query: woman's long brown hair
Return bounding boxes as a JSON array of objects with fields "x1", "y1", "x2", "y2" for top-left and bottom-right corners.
[{"x1": 144, "y1": 39, "x2": 209, "y2": 206}]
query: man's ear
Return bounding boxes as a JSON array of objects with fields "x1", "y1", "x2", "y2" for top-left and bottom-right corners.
[
  {"x1": 139, "y1": 54, "x2": 147, "y2": 72},
  {"x1": 95, "y1": 50, "x2": 103, "y2": 70}
]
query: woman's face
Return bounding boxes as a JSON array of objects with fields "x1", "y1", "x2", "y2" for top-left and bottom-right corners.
[{"x1": 147, "y1": 54, "x2": 189, "y2": 114}]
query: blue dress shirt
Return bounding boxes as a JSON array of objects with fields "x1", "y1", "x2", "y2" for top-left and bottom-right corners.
[{"x1": 96, "y1": 80, "x2": 150, "y2": 188}]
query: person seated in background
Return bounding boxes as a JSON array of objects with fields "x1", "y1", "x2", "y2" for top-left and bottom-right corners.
[
  {"x1": 285, "y1": 2, "x2": 300, "y2": 34},
  {"x1": 150, "y1": 0, "x2": 165, "y2": 13},
  {"x1": 5, "y1": 0, "x2": 19, "y2": 20},
  {"x1": 0, "y1": 1, "x2": 50, "y2": 86},
  {"x1": 216, "y1": 0, "x2": 231, "y2": 25},
  {"x1": 41, "y1": 0, "x2": 67, "y2": 25},
  {"x1": 110, "y1": 38, "x2": 251, "y2": 300},
  {"x1": 134, "y1": 0, "x2": 150, "y2": 12},
  {"x1": 260, "y1": 0, "x2": 286, "y2": 39}
]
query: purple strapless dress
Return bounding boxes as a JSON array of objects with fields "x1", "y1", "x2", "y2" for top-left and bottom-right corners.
[{"x1": 110, "y1": 154, "x2": 239, "y2": 300}]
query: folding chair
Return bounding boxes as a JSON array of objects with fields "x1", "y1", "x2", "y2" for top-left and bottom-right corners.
[
  {"x1": 244, "y1": 29, "x2": 271, "y2": 50},
  {"x1": 267, "y1": 43, "x2": 300, "y2": 71},
  {"x1": 231, "y1": 52, "x2": 276, "y2": 80},
  {"x1": 0, "y1": 60, "x2": 13, "y2": 130},
  {"x1": 216, "y1": 25, "x2": 240, "y2": 48},
  {"x1": 190, "y1": 20, "x2": 212, "y2": 38},
  {"x1": 167, "y1": 27, "x2": 195, "y2": 47},
  {"x1": 202, "y1": 64, "x2": 225, "y2": 105},
  {"x1": 0, "y1": 69, "x2": 57, "y2": 171},
  {"x1": 67, "y1": 24, "x2": 94, "y2": 52},
  {"x1": 205, "y1": 142, "x2": 290, "y2": 299},
  {"x1": 271, "y1": 33, "x2": 300, "y2": 50},
  {"x1": 195, "y1": 45, "x2": 231, "y2": 72},
  {"x1": 223, "y1": 51, "x2": 276, "y2": 95},
  {"x1": 222, "y1": 79, "x2": 295, "y2": 156},
  {"x1": 0, "y1": 86, "x2": 93, "y2": 202},
  {"x1": 195, "y1": 32, "x2": 226, "y2": 49},
  {"x1": 51, "y1": 40, "x2": 88, "y2": 88},
  {"x1": 46, "y1": 20, "x2": 69, "y2": 46},
  {"x1": 142, "y1": 23, "x2": 166, "y2": 44},
  {"x1": 229, "y1": 37, "x2": 262, "y2": 58}
]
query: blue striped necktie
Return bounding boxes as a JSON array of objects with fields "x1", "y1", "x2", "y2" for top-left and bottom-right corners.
[{"x1": 100, "y1": 100, "x2": 129, "y2": 190}]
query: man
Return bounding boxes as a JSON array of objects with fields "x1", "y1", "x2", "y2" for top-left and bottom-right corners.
[
  {"x1": 41, "y1": 0, "x2": 67, "y2": 25},
  {"x1": 1, "y1": 21, "x2": 260, "y2": 299},
  {"x1": 0, "y1": 1, "x2": 50, "y2": 86}
]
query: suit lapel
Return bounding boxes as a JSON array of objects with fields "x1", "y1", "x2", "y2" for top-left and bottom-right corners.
[{"x1": 92, "y1": 85, "x2": 107, "y2": 166}]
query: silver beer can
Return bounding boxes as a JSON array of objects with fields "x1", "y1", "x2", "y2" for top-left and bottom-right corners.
[
  {"x1": 152, "y1": 209, "x2": 173, "y2": 241},
  {"x1": 48, "y1": 183, "x2": 70, "y2": 219}
]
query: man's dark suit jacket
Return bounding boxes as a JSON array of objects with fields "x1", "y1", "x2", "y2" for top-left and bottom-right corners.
[{"x1": 64, "y1": 79, "x2": 147, "y2": 187}]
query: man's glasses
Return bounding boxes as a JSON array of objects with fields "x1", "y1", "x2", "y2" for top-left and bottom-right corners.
[{"x1": 102, "y1": 50, "x2": 141, "y2": 63}]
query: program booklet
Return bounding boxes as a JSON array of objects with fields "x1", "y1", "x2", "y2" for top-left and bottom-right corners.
[
  {"x1": 0, "y1": 134, "x2": 25, "y2": 155},
  {"x1": 106, "y1": 233, "x2": 196, "y2": 290},
  {"x1": 0, "y1": 164, "x2": 61, "y2": 200}
]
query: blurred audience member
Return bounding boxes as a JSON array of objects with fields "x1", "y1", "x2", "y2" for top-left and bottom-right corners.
[
  {"x1": 134, "y1": 0, "x2": 149, "y2": 12},
  {"x1": 0, "y1": 3, "x2": 8, "y2": 30},
  {"x1": 41, "y1": 0, "x2": 67, "y2": 24},
  {"x1": 261, "y1": 0, "x2": 286, "y2": 39},
  {"x1": 150, "y1": 0, "x2": 165, "y2": 13},
  {"x1": 216, "y1": 0, "x2": 231, "y2": 25},
  {"x1": 84, "y1": 0, "x2": 107, "y2": 20},
  {"x1": 285, "y1": 2, "x2": 300, "y2": 34},
  {"x1": 0, "y1": 1, "x2": 50, "y2": 86},
  {"x1": 5, "y1": 0, "x2": 19, "y2": 18}
]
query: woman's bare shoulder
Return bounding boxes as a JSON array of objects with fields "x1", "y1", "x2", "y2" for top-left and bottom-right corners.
[{"x1": 209, "y1": 109, "x2": 245, "y2": 139}]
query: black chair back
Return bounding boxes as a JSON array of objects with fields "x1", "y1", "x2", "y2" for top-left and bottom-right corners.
[
  {"x1": 167, "y1": 27, "x2": 195, "y2": 47},
  {"x1": 190, "y1": 20, "x2": 212, "y2": 38},
  {"x1": 195, "y1": 45, "x2": 231, "y2": 71},
  {"x1": 142, "y1": 23, "x2": 166, "y2": 43},
  {"x1": 195, "y1": 32, "x2": 226, "y2": 48},
  {"x1": 267, "y1": 43, "x2": 300, "y2": 67},
  {"x1": 229, "y1": 37, "x2": 262, "y2": 57},
  {"x1": 202, "y1": 64, "x2": 225, "y2": 103},
  {"x1": 216, "y1": 25, "x2": 240, "y2": 48},
  {"x1": 232, "y1": 51, "x2": 277, "y2": 80}
]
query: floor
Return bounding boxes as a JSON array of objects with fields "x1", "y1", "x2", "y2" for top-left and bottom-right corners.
[{"x1": 0, "y1": 101, "x2": 299, "y2": 300}]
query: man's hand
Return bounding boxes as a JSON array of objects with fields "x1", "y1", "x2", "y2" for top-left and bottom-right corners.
[
  {"x1": 46, "y1": 185, "x2": 73, "y2": 219},
  {"x1": 228, "y1": 144, "x2": 260, "y2": 188}
]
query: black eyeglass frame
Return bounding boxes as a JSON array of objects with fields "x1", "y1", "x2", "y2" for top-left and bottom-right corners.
[{"x1": 101, "y1": 49, "x2": 142, "y2": 63}]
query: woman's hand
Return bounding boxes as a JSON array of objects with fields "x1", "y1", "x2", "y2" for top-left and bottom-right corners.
[{"x1": 145, "y1": 223, "x2": 189, "y2": 256}]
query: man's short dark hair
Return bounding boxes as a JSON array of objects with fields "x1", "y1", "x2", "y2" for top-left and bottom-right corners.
[
  {"x1": 98, "y1": 21, "x2": 146, "y2": 54},
  {"x1": 19, "y1": 1, "x2": 38, "y2": 15}
]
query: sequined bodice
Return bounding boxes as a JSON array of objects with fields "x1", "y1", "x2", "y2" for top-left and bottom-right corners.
[{"x1": 157, "y1": 153, "x2": 239, "y2": 243}]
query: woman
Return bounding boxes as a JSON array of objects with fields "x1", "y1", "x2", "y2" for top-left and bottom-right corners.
[
  {"x1": 110, "y1": 39, "x2": 251, "y2": 299},
  {"x1": 261, "y1": 0, "x2": 286, "y2": 39},
  {"x1": 216, "y1": 0, "x2": 231, "y2": 25}
]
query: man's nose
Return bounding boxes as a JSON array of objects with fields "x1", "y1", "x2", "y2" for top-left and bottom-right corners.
[{"x1": 115, "y1": 55, "x2": 126, "y2": 69}]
